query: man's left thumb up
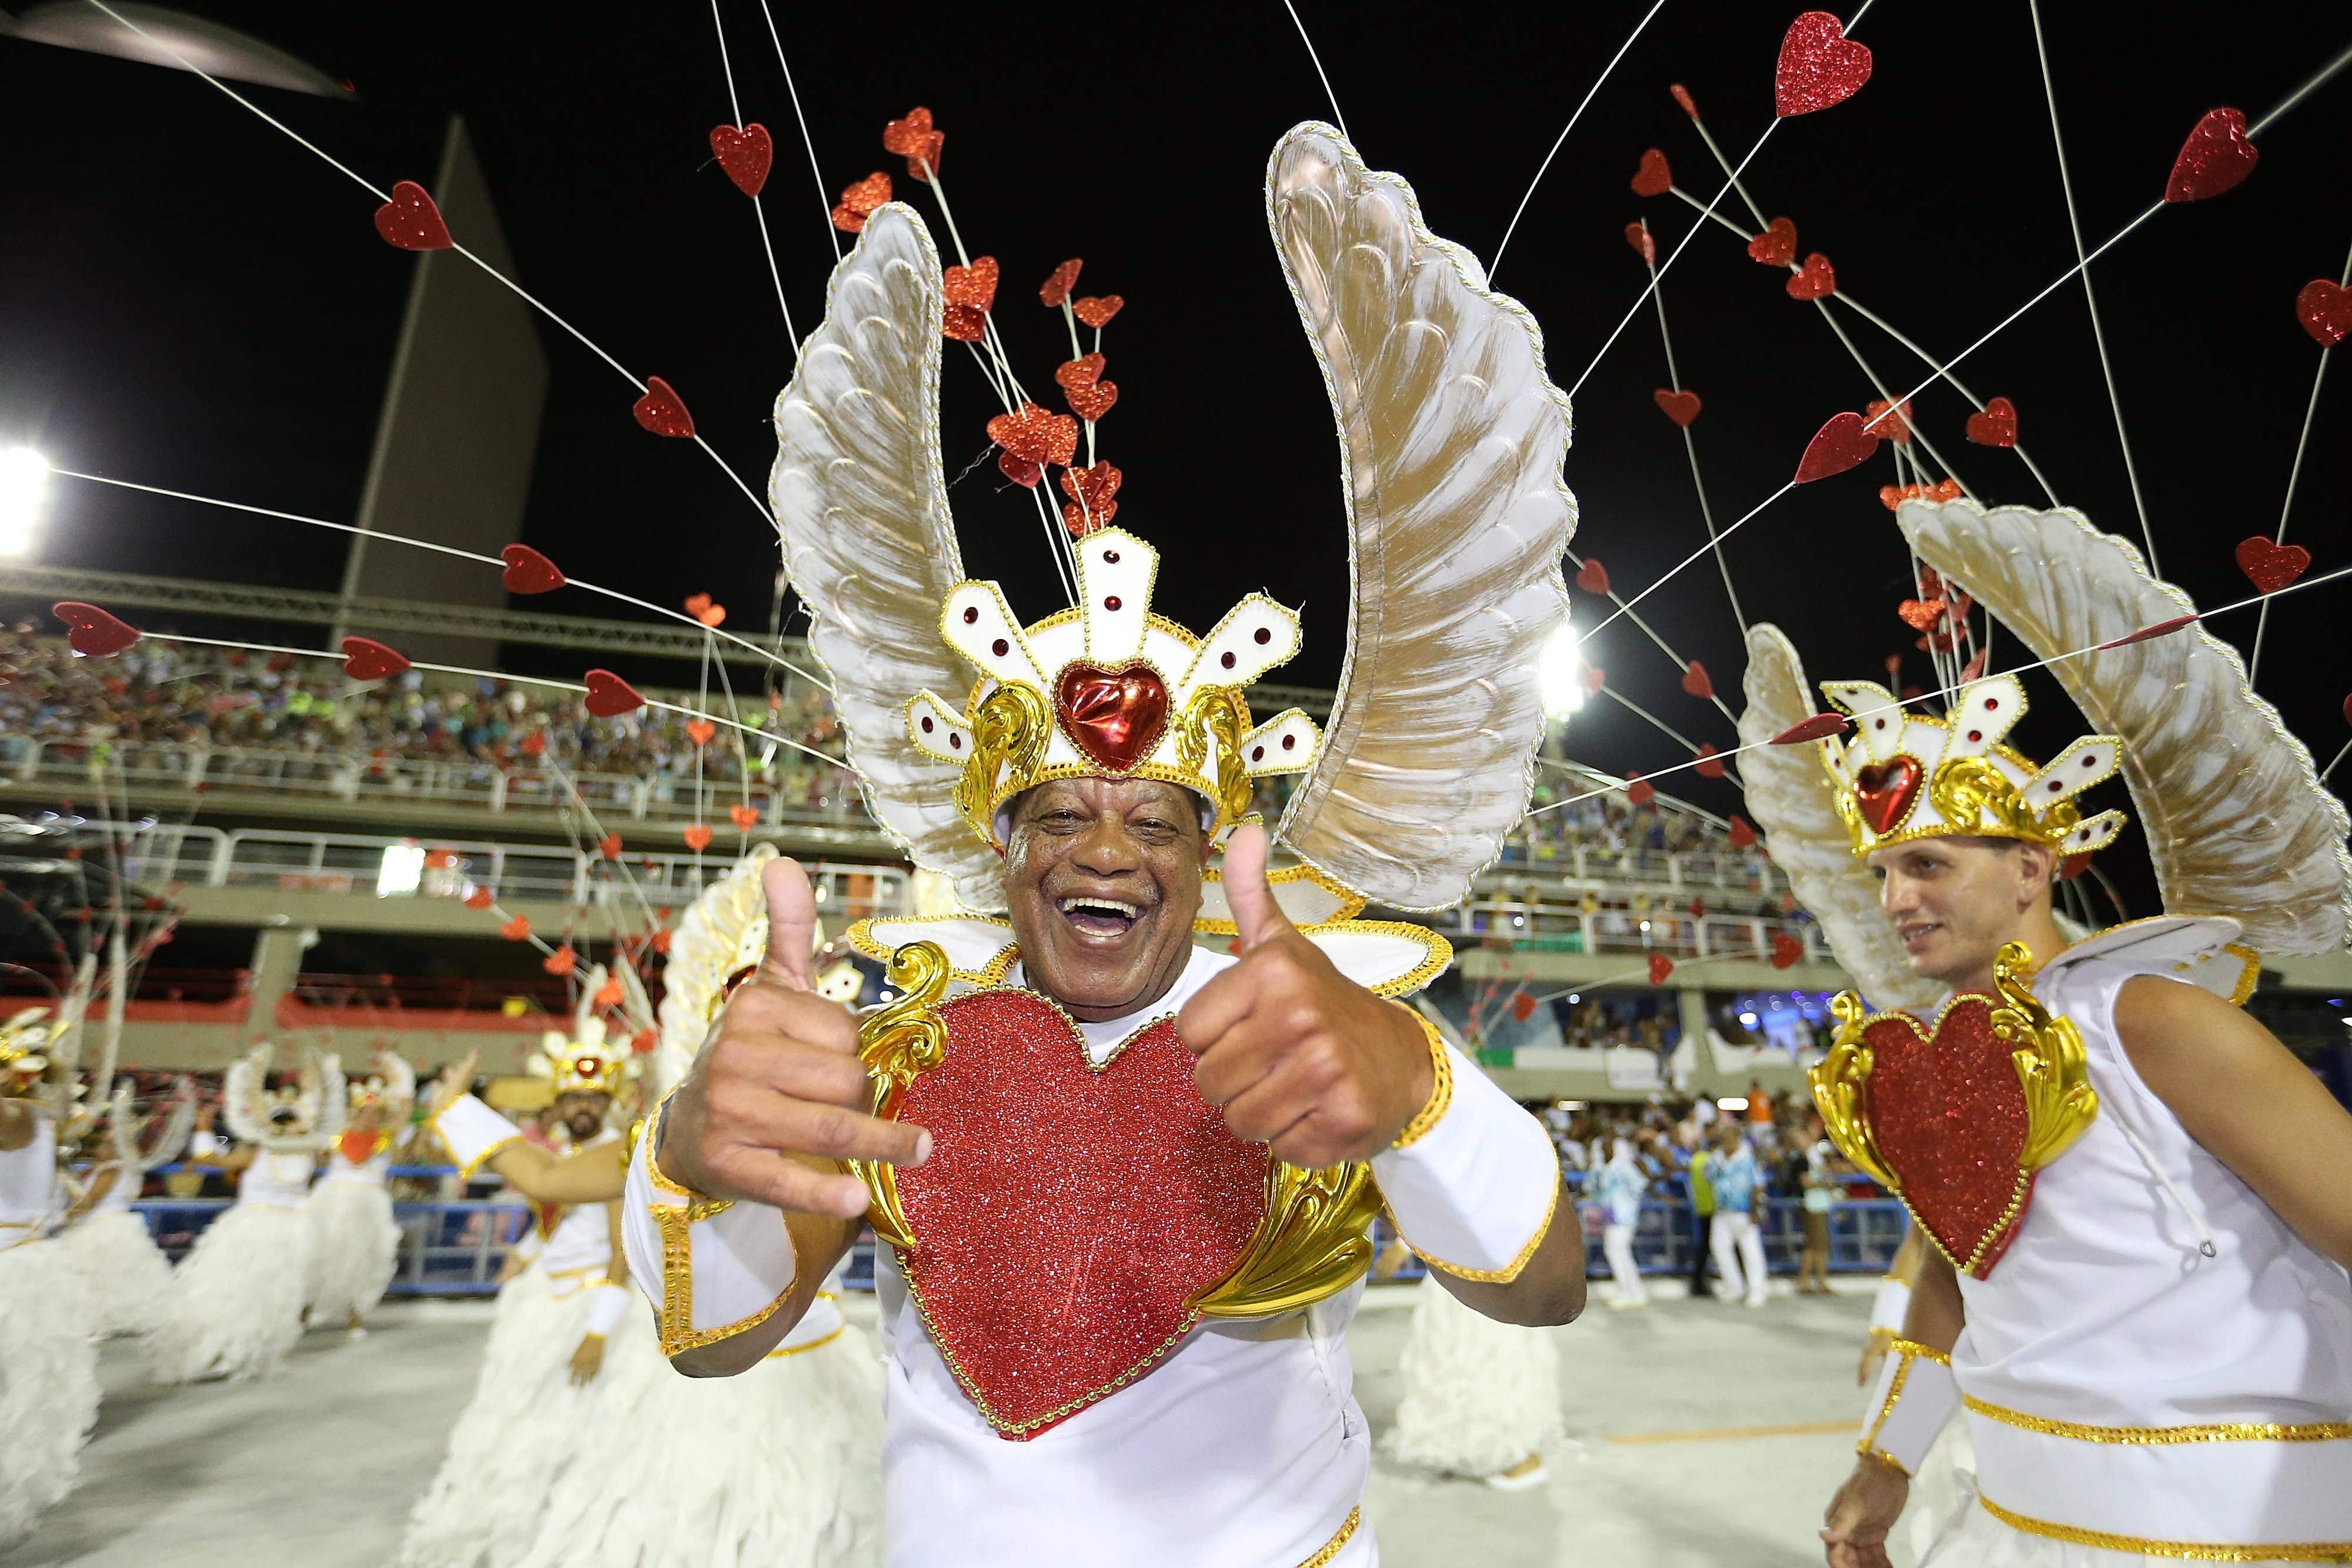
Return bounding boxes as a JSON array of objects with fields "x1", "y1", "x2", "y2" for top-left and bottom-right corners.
[{"x1": 1220, "y1": 823, "x2": 1295, "y2": 951}]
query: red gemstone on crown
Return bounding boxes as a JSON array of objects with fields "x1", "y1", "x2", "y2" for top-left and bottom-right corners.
[
  {"x1": 1054, "y1": 661, "x2": 1170, "y2": 774},
  {"x1": 1853, "y1": 755, "x2": 1923, "y2": 834}
]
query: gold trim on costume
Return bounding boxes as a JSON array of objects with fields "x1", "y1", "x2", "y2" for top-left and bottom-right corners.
[
  {"x1": 1963, "y1": 1396, "x2": 2352, "y2": 1446},
  {"x1": 1191, "y1": 1159, "x2": 1380, "y2": 1318},
  {"x1": 1388, "y1": 1007, "x2": 1452, "y2": 1149},
  {"x1": 847, "y1": 942, "x2": 954, "y2": 1251},
  {"x1": 1408, "y1": 1175, "x2": 1562, "y2": 1286},
  {"x1": 1295, "y1": 1508, "x2": 1361, "y2": 1568},
  {"x1": 644, "y1": 1087, "x2": 732, "y2": 1220},
  {"x1": 764, "y1": 1323, "x2": 847, "y2": 1359},
  {"x1": 648, "y1": 1201, "x2": 795, "y2": 1358},
  {"x1": 1977, "y1": 1495, "x2": 2352, "y2": 1562}
]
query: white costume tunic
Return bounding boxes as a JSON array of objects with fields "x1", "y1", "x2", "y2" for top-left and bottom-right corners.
[
  {"x1": 61, "y1": 1155, "x2": 175, "y2": 1337},
  {"x1": 1904, "y1": 922, "x2": 2352, "y2": 1562},
  {"x1": 1381, "y1": 1273, "x2": 1561, "y2": 1480},
  {"x1": 305, "y1": 1132, "x2": 403, "y2": 1326},
  {"x1": 0, "y1": 1116, "x2": 101, "y2": 1549},
  {"x1": 624, "y1": 946, "x2": 1567, "y2": 1568},
  {"x1": 148, "y1": 1145, "x2": 318, "y2": 1382}
]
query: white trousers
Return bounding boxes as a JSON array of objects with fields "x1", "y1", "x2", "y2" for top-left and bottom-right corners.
[
  {"x1": 1710, "y1": 1211, "x2": 1767, "y2": 1304},
  {"x1": 1602, "y1": 1223, "x2": 1646, "y2": 1305}
]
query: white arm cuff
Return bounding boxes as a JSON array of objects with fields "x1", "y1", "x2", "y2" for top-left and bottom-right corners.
[
  {"x1": 427, "y1": 1094, "x2": 524, "y2": 1177},
  {"x1": 1370, "y1": 1042, "x2": 1562, "y2": 1282},
  {"x1": 1868, "y1": 1278, "x2": 1912, "y2": 1336},
  {"x1": 1857, "y1": 1340, "x2": 1959, "y2": 1476},
  {"x1": 620, "y1": 1110, "x2": 799, "y2": 1359},
  {"x1": 509, "y1": 1227, "x2": 545, "y2": 1264},
  {"x1": 581, "y1": 1281, "x2": 632, "y2": 1337}
]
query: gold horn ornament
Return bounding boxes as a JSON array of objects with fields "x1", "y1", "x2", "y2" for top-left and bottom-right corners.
[{"x1": 846, "y1": 941, "x2": 952, "y2": 1249}]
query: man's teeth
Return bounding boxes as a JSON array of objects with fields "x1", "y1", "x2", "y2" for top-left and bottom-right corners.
[{"x1": 1060, "y1": 897, "x2": 1138, "y2": 918}]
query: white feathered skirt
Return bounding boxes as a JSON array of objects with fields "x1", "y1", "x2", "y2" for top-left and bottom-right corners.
[
  {"x1": 147, "y1": 1199, "x2": 313, "y2": 1383},
  {"x1": 0, "y1": 1238, "x2": 101, "y2": 1550},
  {"x1": 1380, "y1": 1275, "x2": 1562, "y2": 1479},
  {"x1": 396, "y1": 1263, "x2": 607, "y2": 1568},
  {"x1": 305, "y1": 1178, "x2": 401, "y2": 1326},
  {"x1": 510, "y1": 1302, "x2": 887, "y2": 1568},
  {"x1": 61, "y1": 1207, "x2": 175, "y2": 1338}
]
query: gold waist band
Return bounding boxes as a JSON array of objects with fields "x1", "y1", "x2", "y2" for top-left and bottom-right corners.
[
  {"x1": 1980, "y1": 1495, "x2": 2352, "y2": 1563},
  {"x1": 1966, "y1": 1394, "x2": 2352, "y2": 1446}
]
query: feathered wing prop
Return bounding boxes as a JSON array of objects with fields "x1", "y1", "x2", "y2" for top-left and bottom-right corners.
[
  {"x1": 222, "y1": 1045, "x2": 269, "y2": 1144},
  {"x1": 769, "y1": 205, "x2": 997, "y2": 911},
  {"x1": 375, "y1": 1049, "x2": 417, "y2": 1119},
  {"x1": 1738, "y1": 626, "x2": 1945, "y2": 1012},
  {"x1": 306, "y1": 1052, "x2": 346, "y2": 1143},
  {"x1": 1900, "y1": 499, "x2": 2352, "y2": 956},
  {"x1": 136, "y1": 1078, "x2": 198, "y2": 1171},
  {"x1": 654, "y1": 848, "x2": 776, "y2": 1094},
  {"x1": 1264, "y1": 123, "x2": 1579, "y2": 911}
]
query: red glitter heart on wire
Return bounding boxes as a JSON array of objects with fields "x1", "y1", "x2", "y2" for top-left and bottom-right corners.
[
  {"x1": 1054, "y1": 661, "x2": 1169, "y2": 773},
  {"x1": 1575, "y1": 558, "x2": 1611, "y2": 594},
  {"x1": 1864, "y1": 398, "x2": 1913, "y2": 444},
  {"x1": 500, "y1": 915, "x2": 531, "y2": 941},
  {"x1": 891, "y1": 991, "x2": 1268, "y2": 1439},
  {"x1": 632, "y1": 377, "x2": 695, "y2": 439},
  {"x1": 594, "y1": 977, "x2": 625, "y2": 1010},
  {"x1": 1795, "y1": 411, "x2": 1879, "y2": 483},
  {"x1": 1060, "y1": 461, "x2": 1121, "y2": 519},
  {"x1": 1966, "y1": 397, "x2": 2019, "y2": 447},
  {"x1": 1625, "y1": 773, "x2": 1655, "y2": 806},
  {"x1": 1773, "y1": 713, "x2": 1849, "y2": 745},
  {"x1": 1770, "y1": 932, "x2": 1804, "y2": 969},
  {"x1": 1728, "y1": 814, "x2": 1758, "y2": 848},
  {"x1": 1897, "y1": 598, "x2": 1948, "y2": 632},
  {"x1": 1653, "y1": 388, "x2": 1702, "y2": 426},
  {"x1": 997, "y1": 452, "x2": 1043, "y2": 489},
  {"x1": 1648, "y1": 954, "x2": 1675, "y2": 985},
  {"x1": 882, "y1": 107, "x2": 942, "y2": 172},
  {"x1": 944, "y1": 256, "x2": 999, "y2": 312},
  {"x1": 1695, "y1": 743, "x2": 1726, "y2": 778},
  {"x1": 709, "y1": 123, "x2": 773, "y2": 197},
  {"x1": 52, "y1": 601, "x2": 140, "y2": 657},
  {"x1": 1624, "y1": 222, "x2": 1657, "y2": 266},
  {"x1": 1862, "y1": 997, "x2": 2036, "y2": 1277},
  {"x1": 2234, "y1": 537, "x2": 2310, "y2": 594},
  {"x1": 1853, "y1": 755, "x2": 1922, "y2": 834},
  {"x1": 583, "y1": 669, "x2": 645, "y2": 718},
  {"x1": 685, "y1": 718, "x2": 716, "y2": 745},
  {"x1": 832, "y1": 171, "x2": 891, "y2": 234},
  {"x1": 1583, "y1": 664, "x2": 1606, "y2": 696},
  {"x1": 682, "y1": 824, "x2": 713, "y2": 852},
  {"x1": 373, "y1": 180, "x2": 452, "y2": 250},
  {"x1": 2298, "y1": 280, "x2": 2352, "y2": 347},
  {"x1": 1630, "y1": 148, "x2": 1672, "y2": 197},
  {"x1": 1681, "y1": 661, "x2": 1713, "y2": 700},
  {"x1": 729, "y1": 804, "x2": 759, "y2": 830},
  {"x1": 1671, "y1": 83, "x2": 1698, "y2": 118},
  {"x1": 1073, "y1": 295, "x2": 1123, "y2": 329},
  {"x1": 2165, "y1": 108, "x2": 2257, "y2": 203},
  {"x1": 463, "y1": 886, "x2": 494, "y2": 911},
  {"x1": 1511, "y1": 992, "x2": 1538, "y2": 1023},
  {"x1": 1775, "y1": 11, "x2": 1873, "y2": 117},
  {"x1": 1065, "y1": 379, "x2": 1119, "y2": 422},
  {"x1": 543, "y1": 943, "x2": 576, "y2": 977},
  {"x1": 943, "y1": 305, "x2": 986, "y2": 343},
  {"x1": 2097, "y1": 614, "x2": 2200, "y2": 651},
  {"x1": 988, "y1": 403, "x2": 1079, "y2": 466},
  {"x1": 1054, "y1": 353, "x2": 1105, "y2": 389},
  {"x1": 1748, "y1": 216, "x2": 1798, "y2": 267},
  {"x1": 1040, "y1": 258, "x2": 1083, "y2": 307},
  {"x1": 501, "y1": 543, "x2": 564, "y2": 594},
  {"x1": 599, "y1": 834, "x2": 623, "y2": 860},
  {"x1": 340, "y1": 637, "x2": 409, "y2": 681},
  {"x1": 1786, "y1": 252, "x2": 1836, "y2": 300}
]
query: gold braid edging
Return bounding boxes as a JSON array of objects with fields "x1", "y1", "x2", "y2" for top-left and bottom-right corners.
[
  {"x1": 1962, "y1": 1395, "x2": 2352, "y2": 1446},
  {"x1": 1977, "y1": 1496, "x2": 2352, "y2": 1562},
  {"x1": 1389, "y1": 1006, "x2": 1451, "y2": 1149},
  {"x1": 1410, "y1": 1176, "x2": 1562, "y2": 1286},
  {"x1": 1294, "y1": 1508, "x2": 1361, "y2": 1568},
  {"x1": 648, "y1": 1202, "x2": 795, "y2": 1359}
]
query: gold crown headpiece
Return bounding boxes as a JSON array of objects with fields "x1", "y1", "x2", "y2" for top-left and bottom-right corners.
[
  {"x1": 529, "y1": 1019, "x2": 637, "y2": 1096},
  {"x1": 1819, "y1": 673, "x2": 2126, "y2": 860},
  {"x1": 903, "y1": 527, "x2": 1322, "y2": 850},
  {"x1": 0, "y1": 1007, "x2": 61, "y2": 1095}
]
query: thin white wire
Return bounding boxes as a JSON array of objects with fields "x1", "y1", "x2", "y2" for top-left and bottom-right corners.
[
  {"x1": 1279, "y1": 0, "x2": 1349, "y2": 141},
  {"x1": 1583, "y1": 482, "x2": 1795, "y2": 638},
  {"x1": 1636, "y1": 222, "x2": 1745, "y2": 631},
  {"x1": 2248, "y1": 235, "x2": 2352, "y2": 685},
  {"x1": 750, "y1": 0, "x2": 843, "y2": 262},
  {"x1": 709, "y1": 0, "x2": 744, "y2": 126}
]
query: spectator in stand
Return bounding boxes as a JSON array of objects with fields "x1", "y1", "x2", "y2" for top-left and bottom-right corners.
[
  {"x1": 1798, "y1": 1144, "x2": 1835, "y2": 1296},
  {"x1": 1707, "y1": 1123, "x2": 1769, "y2": 1308},
  {"x1": 1593, "y1": 1138, "x2": 1649, "y2": 1312}
]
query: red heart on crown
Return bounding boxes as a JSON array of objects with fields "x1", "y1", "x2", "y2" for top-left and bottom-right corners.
[
  {"x1": 1795, "y1": 411, "x2": 1879, "y2": 483},
  {"x1": 52, "y1": 601, "x2": 140, "y2": 657},
  {"x1": 1770, "y1": 932, "x2": 1804, "y2": 969},
  {"x1": 1575, "y1": 558, "x2": 1610, "y2": 595},
  {"x1": 1654, "y1": 388, "x2": 1702, "y2": 426},
  {"x1": 1776, "y1": 11, "x2": 1873, "y2": 117},
  {"x1": 1631, "y1": 148, "x2": 1672, "y2": 198},
  {"x1": 1966, "y1": 397, "x2": 2019, "y2": 448},
  {"x1": 1073, "y1": 295, "x2": 1124, "y2": 329},
  {"x1": 944, "y1": 256, "x2": 998, "y2": 312},
  {"x1": 1748, "y1": 216, "x2": 1798, "y2": 268},
  {"x1": 633, "y1": 376, "x2": 695, "y2": 439},
  {"x1": 341, "y1": 637, "x2": 409, "y2": 681},
  {"x1": 1065, "y1": 379, "x2": 1119, "y2": 422},
  {"x1": 373, "y1": 180, "x2": 453, "y2": 250},
  {"x1": 1862, "y1": 997, "x2": 2035, "y2": 1276},
  {"x1": 1054, "y1": 661, "x2": 1170, "y2": 774},
  {"x1": 2298, "y1": 280, "x2": 2352, "y2": 347},
  {"x1": 1853, "y1": 755, "x2": 1922, "y2": 834},
  {"x1": 501, "y1": 543, "x2": 564, "y2": 594},
  {"x1": 891, "y1": 991, "x2": 1268, "y2": 1438},
  {"x1": 987, "y1": 403, "x2": 1079, "y2": 466},
  {"x1": 2165, "y1": 108, "x2": 2257, "y2": 203},
  {"x1": 583, "y1": 669, "x2": 645, "y2": 718},
  {"x1": 709, "y1": 123, "x2": 773, "y2": 197},
  {"x1": 2234, "y1": 537, "x2": 2310, "y2": 594},
  {"x1": 729, "y1": 804, "x2": 759, "y2": 830},
  {"x1": 1786, "y1": 252, "x2": 1837, "y2": 300}
]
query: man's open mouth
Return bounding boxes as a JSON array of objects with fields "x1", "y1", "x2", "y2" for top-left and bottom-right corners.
[
  {"x1": 1896, "y1": 921, "x2": 1939, "y2": 951},
  {"x1": 1058, "y1": 894, "x2": 1143, "y2": 937}
]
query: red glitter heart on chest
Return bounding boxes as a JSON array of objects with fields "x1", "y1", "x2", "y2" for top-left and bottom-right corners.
[
  {"x1": 1053, "y1": 661, "x2": 1169, "y2": 773},
  {"x1": 891, "y1": 989, "x2": 1269, "y2": 1437},
  {"x1": 1852, "y1": 754, "x2": 1922, "y2": 834},
  {"x1": 1862, "y1": 998, "x2": 2034, "y2": 1276}
]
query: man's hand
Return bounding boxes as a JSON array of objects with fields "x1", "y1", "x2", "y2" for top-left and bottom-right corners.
[
  {"x1": 567, "y1": 1333, "x2": 606, "y2": 1386},
  {"x1": 655, "y1": 857, "x2": 928, "y2": 1218},
  {"x1": 1177, "y1": 825, "x2": 1433, "y2": 1168},
  {"x1": 422, "y1": 1048, "x2": 479, "y2": 1118},
  {"x1": 1820, "y1": 1455, "x2": 1907, "y2": 1568}
]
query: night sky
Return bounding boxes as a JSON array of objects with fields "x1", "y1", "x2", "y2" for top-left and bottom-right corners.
[{"x1": 3, "y1": 1, "x2": 2348, "y2": 923}]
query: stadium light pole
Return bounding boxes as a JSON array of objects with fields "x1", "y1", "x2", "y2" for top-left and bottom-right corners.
[{"x1": 0, "y1": 447, "x2": 52, "y2": 557}]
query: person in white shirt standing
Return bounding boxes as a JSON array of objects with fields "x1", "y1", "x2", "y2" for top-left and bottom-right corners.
[{"x1": 1705, "y1": 1123, "x2": 1770, "y2": 1308}]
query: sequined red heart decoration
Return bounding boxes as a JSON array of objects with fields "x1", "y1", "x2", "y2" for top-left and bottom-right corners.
[
  {"x1": 499, "y1": 915, "x2": 531, "y2": 941},
  {"x1": 891, "y1": 991, "x2": 1268, "y2": 1439},
  {"x1": 1512, "y1": 992, "x2": 1538, "y2": 1023},
  {"x1": 729, "y1": 804, "x2": 759, "y2": 830},
  {"x1": 1055, "y1": 353, "x2": 1105, "y2": 390},
  {"x1": 882, "y1": 106, "x2": 941, "y2": 169},
  {"x1": 1864, "y1": 398, "x2": 1913, "y2": 444},
  {"x1": 594, "y1": 977, "x2": 625, "y2": 1009},
  {"x1": 1775, "y1": 11, "x2": 1873, "y2": 117},
  {"x1": 465, "y1": 886, "x2": 495, "y2": 911},
  {"x1": 1671, "y1": 83, "x2": 1698, "y2": 118},
  {"x1": 685, "y1": 718, "x2": 717, "y2": 746},
  {"x1": 709, "y1": 123, "x2": 773, "y2": 197},
  {"x1": 1682, "y1": 661, "x2": 1713, "y2": 699},
  {"x1": 1575, "y1": 558, "x2": 1610, "y2": 594},
  {"x1": 1786, "y1": 253, "x2": 1836, "y2": 300},
  {"x1": 1897, "y1": 598, "x2": 1948, "y2": 632},
  {"x1": 1040, "y1": 258, "x2": 1083, "y2": 307},
  {"x1": 1695, "y1": 744, "x2": 1726, "y2": 778},
  {"x1": 1053, "y1": 661, "x2": 1168, "y2": 773},
  {"x1": 52, "y1": 601, "x2": 140, "y2": 657},
  {"x1": 1623, "y1": 222, "x2": 1656, "y2": 265},
  {"x1": 1728, "y1": 814, "x2": 1758, "y2": 848},
  {"x1": 373, "y1": 180, "x2": 453, "y2": 250},
  {"x1": 832, "y1": 171, "x2": 891, "y2": 234},
  {"x1": 1965, "y1": 397, "x2": 2018, "y2": 447},
  {"x1": 944, "y1": 256, "x2": 998, "y2": 312},
  {"x1": 1772, "y1": 713, "x2": 1849, "y2": 745},
  {"x1": 682, "y1": 824, "x2": 713, "y2": 852},
  {"x1": 1862, "y1": 997, "x2": 2034, "y2": 1276},
  {"x1": 943, "y1": 306, "x2": 985, "y2": 342},
  {"x1": 1065, "y1": 379, "x2": 1118, "y2": 422},
  {"x1": 684, "y1": 592, "x2": 713, "y2": 617},
  {"x1": 1852, "y1": 755, "x2": 1922, "y2": 834},
  {"x1": 1795, "y1": 410, "x2": 1878, "y2": 483},
  {"x1": 633, "y1": 376, "x2": 695, "y2": 439},
  {"x1": 2234, "y1": 537, "x2": 2310, "y2": 594},
  {"x1": 583, "y1": 669, "x2": 645, "y2": 718},
  {"x1": 340, "y1": 637, "x2": 409, "y2": 681},
  {"x1": 1771, "y1": 932, "x2": 1803, "y2": 969},
  {"x1": 987, "y1": 403, "x2": 1079, "y2": 466},
  {"x1": 543, "y1": 943, "x2": 576, "y2": 977},
  {"x1": 1073, "y1": 295, "x2": 1123, "y2": 329},
  {"x1": 1648, "y1": 954, "x2": 1675, "y2": 985},
  {"x1": 1653, "y1": 388, "x2": 1702, "y2": 426},
  {"x1": 1748, "y1": 216, "x2": 1798, "y2": 267},
  {"x1": 2298, "y1": 280, "x2": 2352, "y2": 347},
  {"x1": 997, "y1": 452, "x2": 1043, "y2": 489},
  {"x1": 2165, "y1": 108, "x2": 2257, "y2": 203},
  {"x1": 1625, "y1": 773, "x2": 1655, "y2": 805},
  {"x1": 1630, "y1": 148, "x2": 1672, "y2": 198},
  {"x1": 502, "y1": 543, "x2": 564, "y2": 594},
  {"x1": 1059, "y1": 462, "x2": 1121, "y2": 526},
  {"x1": 599, "y1": 834, "x2": 623, "y2": 860}
]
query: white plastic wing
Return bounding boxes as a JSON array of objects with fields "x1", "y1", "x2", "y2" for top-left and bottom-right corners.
[
  {"x1": 222, "y1": 1045, "x2": 269, "y2": 1144},
  {"x1": 308, "y1": 1052, "x2": 346, "y2": 1143},
  {"x1": 769, "y1": 204, "x2": 998, "y2": 912},
  {"x1": 375, "y1": 1049, "x2": 417, "y2": 1119},
  {"x1": 136, "y1": 1078, "x2": 196, "y2": 1171},
  {"x1": 1900, "y1": 499, "x2": 2352, "y2": 957},
  {"x1": 1265, "y1": 123, "x2": 1578, "y2": 911},
  {"x1": 1737, "y1": 626, "x2": 1945, "y2": 1012}
]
